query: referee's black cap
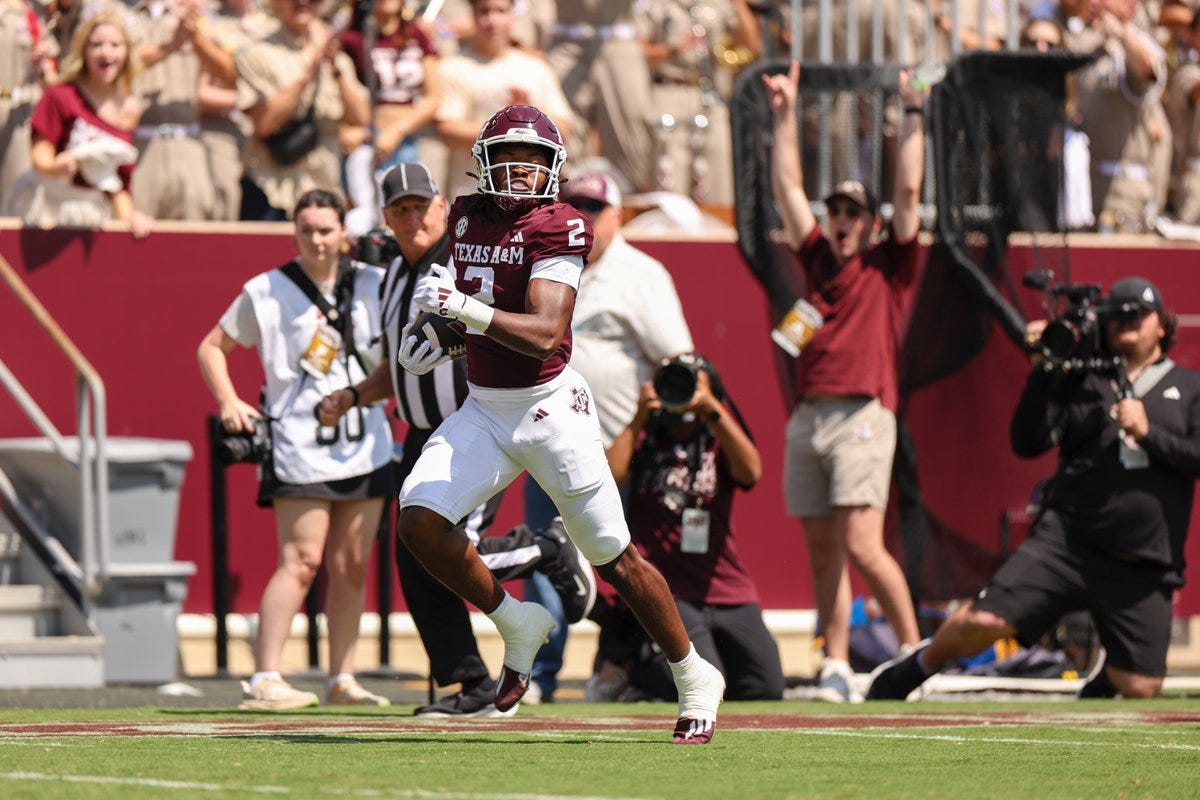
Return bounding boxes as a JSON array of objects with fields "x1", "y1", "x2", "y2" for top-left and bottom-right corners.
[{"x1": 381, "y1": 163, "x2": 439, "y2": 206}]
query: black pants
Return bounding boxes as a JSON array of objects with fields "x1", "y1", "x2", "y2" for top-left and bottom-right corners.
[
  {"x1": 395, "y1": 426, "x2": 542, "y2": 687},
  {"x1": 595, "y1": 596, "x2": 785, "y2": 701}
]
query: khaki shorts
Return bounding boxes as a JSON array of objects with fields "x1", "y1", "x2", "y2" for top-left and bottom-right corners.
[{"x1": 784, "y1": 396, "x2": 897, "y2": 518}]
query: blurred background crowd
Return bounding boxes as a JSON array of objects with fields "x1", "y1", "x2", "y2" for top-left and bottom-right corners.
[{"x1": 6, "y1": 0, "x2": 1200, "y2": 238}]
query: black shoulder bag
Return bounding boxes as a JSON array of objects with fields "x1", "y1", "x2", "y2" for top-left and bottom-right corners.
[{"x1": 262, "y1": 72, "x2": 321, "y2": 166}]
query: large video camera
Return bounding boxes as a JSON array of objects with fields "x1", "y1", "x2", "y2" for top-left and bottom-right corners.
[
  {"x1": 1022, "y1": 269, "x2": 1122, "y2": 373},
  {"x1": 215, "y1": 417, "x2": 271, "y2": 465}
]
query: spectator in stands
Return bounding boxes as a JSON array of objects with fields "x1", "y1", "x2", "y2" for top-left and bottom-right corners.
[
  {"x1": 1058, "y1": 0, "x2": 1104, "y2": 53},
  {"x1": 3, "y1": 9, "x2": 152, "y2": 237},
  {"x1": 315, "y1": 163, "x2": 596, "y2": 718},
  {"x1": 130, "y1": 0, "x2": 232, "y2": 221},
  {"x1": 588, "y1": 357, "x2": 785, "y2": 704},
  {"x1": 198, "y1": 0, "x2": 278, "y2": 221},
  {"x1": 544, "y1": 0, "x2": 655, "y2": 192},
  {"x1": 433, "y1": 0, "x2": 572, "y2": 200},
  {"x1": 430, "y1": 0, "x2": 556, "y2": 56},
  {"x1": 338, "y1": 0, "x2": 441, "y2": 237},
  {"x1": 520, "y1": 170, "x2": 694, "y2": 703},
  {"x1": 0, "y1": 0, "x2": 56, "y2": 207},
  {"x1": 868, "y1": 277, "x2": 1200, "y2": 701},
  {"x1": 638, "y1": 0, "x2": 759, "y2": 208},
  {"x1": 928, "y1": 0, "x2": 1009, "y2": 53},
  {"x1": 197, "y1": 188, "x2": 393, "y2": 710},
  {"x1": 235, "y1": 0, "x2": 369, "y2": 220},
  {"x1": 1164, "y1": 9, "x2": 1200, "y2": 224},
  {"x1": 43, "y1": 0, "x2": 127, "y2": 64},
  {"x1": 1074, "y1": 0, "x2": 1169, "y2": 232},
  {"x1": 762, "y1": 61, "x2": 924, "y2": 703},
  {"x1": 1020, "y1": 17, "x2": 1065, "y2": 52}
]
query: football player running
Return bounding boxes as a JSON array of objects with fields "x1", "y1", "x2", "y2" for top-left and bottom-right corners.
[{"x1": 395, "y1": 104, "x2": 725, "y2": 744}]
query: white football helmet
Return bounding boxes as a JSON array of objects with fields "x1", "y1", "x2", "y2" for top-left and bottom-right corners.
[{"x1": 471, "y1": 104, "x2": 567, "y2": 203}]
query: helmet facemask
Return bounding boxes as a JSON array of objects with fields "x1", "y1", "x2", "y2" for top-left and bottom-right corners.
[{"x1": 472, "y1": 140, "x2": 564, "y2": 204}]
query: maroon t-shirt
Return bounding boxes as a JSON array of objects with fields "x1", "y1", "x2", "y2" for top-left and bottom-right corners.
[
  {"x1": 448, "y1": 196, "x2": 593, "y2": 388},
  {"x1": 31, "y1": 83, "x2": 135, "y2": 192},
  {"x1": 338, "y1": 23, "x2": 436, "y2": 106},
  {"x1": 628, "y1": 432, "x2": 759, "y2": 605},
  {"x1": 792, "y1": 225, "x2": 921, "y2": 411}
]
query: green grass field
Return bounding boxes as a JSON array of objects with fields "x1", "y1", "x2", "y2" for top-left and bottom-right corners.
[{"x1": 1, "y1": 699, "x2": 1198, "y2": 799}]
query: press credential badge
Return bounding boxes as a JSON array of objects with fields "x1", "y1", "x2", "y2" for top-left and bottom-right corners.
[
  {"x1": 681, "y1": 508, "x2": 711, "y2": 554},
  {"x1": 301, "y1": 321, "x2": 342, "y2": 378}
]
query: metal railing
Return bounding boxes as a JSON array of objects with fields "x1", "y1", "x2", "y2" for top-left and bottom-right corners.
[
  {"x1": 0, "y1": 252, "x2": 110, "y2": 608},
  {"x1": 768, "y1": 0, "x2": 1030, "y2": 209}
]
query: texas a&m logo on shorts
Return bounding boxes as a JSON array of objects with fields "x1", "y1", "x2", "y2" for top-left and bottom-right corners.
[{"x1": 570, "y1": 386, "x2": 591, "y2": 416}]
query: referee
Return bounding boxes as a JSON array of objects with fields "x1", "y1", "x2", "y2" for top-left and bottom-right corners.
[{"x1": 318, "y1": 164, "x2": 594, "y2": 716}]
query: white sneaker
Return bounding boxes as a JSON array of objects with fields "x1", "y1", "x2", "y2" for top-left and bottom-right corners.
[
  {"x1": 238, "y1": 677, "x2": 319, "y2": 711},
  {"x1": 815, "y1": 658, "x2": 864, "y2": 704},
  {"x1": 673, "y1": 656, "x2": 725, "y2": 745},
  {"x1": 326, "y1": 678, "x2": 391, "y2": 707}
]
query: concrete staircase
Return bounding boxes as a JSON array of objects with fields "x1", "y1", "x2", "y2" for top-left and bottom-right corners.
[{"x1": 0, "y1": 530, "x2": 104, "y2": 688}]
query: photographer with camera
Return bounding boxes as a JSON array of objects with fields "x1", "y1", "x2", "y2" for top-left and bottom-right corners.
[
  {"x1": 868, "y1": 276, "x2": 1200, "y2": 700},
  {"x1": 198, "y1": 188, "x2": 394, "y2": 710},
  {"x1": 762, "y1": 61, "x2": 925, "y2": 702},
  {"x1": 586, "y1": 354, "x2": 784, "y2": 703}
]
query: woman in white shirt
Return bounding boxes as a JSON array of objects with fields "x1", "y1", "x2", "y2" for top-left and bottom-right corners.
[{"x1": 198, "y1": 188, "x2": 393, "y2": 710}]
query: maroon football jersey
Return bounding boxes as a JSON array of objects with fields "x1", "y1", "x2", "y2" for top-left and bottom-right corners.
[{"x1": 447, "y1": 196, "x2": 593, "y2": 388}]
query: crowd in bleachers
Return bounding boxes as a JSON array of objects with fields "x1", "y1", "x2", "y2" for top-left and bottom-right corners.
[
  {"x1": 0, "y1": 0, "x2": 761, "y2": 235},
  {"x1": 5, "y1": 0, "x2": 1200, "y2": 237}
]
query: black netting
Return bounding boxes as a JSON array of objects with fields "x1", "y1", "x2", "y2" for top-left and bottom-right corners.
[{"x1": 731, "y1": 53, "x2": 1092, "y2": 605}]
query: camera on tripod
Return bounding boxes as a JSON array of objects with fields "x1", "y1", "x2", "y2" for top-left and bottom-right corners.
[
  {"x1": 215, "y1": 417, "x2": 271, "y2": 465},
  {"x1": 1022, "y1": 269, "x2": 1120, "y2": 371}
]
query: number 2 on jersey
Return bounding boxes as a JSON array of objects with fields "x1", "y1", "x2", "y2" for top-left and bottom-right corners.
[{"x1": 567, "y1": 218, "x2": 586, "y2": 248}]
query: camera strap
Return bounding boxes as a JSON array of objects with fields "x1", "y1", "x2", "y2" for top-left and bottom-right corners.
[
  {"x1": 281, "y1": 257, "x2": 364, "y2": 372},
  {"x1": 1125, "y1": 358, "x2": 1174, "y2": 399}
]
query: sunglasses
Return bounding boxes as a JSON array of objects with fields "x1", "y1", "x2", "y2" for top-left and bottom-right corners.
[{"x1": 568, "y1": 199, "x2": 607, "y2": 215}]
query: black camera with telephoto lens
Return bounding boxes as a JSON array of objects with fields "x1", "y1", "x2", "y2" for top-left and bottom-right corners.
[
  {"x1": 652, "y1": 354, "x2": 726, "y2": 413},
  {"x1": 356, "y1": 227, "x2": 402, "y2": 267},
  {"x1": 216, "y1": 417, "x2": 271, "y2": 465}
]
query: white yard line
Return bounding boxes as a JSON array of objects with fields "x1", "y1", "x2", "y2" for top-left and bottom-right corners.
[
  {"x1": 0, "y1": 772, "x2": 657, "y2": 800},
  {"x1": 768, "y1": 728, "x2": 1200, "y2": 751}
]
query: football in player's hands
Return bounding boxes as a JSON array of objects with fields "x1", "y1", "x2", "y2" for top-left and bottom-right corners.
[{"x1": 406, "y1": 311, "x2": 468, "y2": 360}]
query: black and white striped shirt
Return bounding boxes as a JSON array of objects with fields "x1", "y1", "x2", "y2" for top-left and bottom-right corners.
[{"x1": 380, "y1": 234, "x2": 468, "y2": 430}]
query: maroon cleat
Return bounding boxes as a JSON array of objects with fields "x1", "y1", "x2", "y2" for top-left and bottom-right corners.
[
  {"x1": 494, "y1": 665, "x2": 531, "y2": 712},
  {"x1": 672, "y1": 717, "x2": 716, "y2": 745}
]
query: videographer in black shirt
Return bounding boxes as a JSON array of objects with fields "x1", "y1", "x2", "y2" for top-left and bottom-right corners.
[{"x1": 868, "y1": 276, "x2": 1200, "y2": 700}]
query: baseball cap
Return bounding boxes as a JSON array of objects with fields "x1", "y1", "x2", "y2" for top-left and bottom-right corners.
[
  {"x1": 823, "y1": 180, "x2": 878, "y2": 216},
  {"x1": 561, "y1": 171, "x2": 622, "y2": 209},
  {"x1": 381, "y1": 163, "x2": 439, "y2": 206},
  {"x1": 1109, "y1": 276, "x2": 1164, "y2": 314}
]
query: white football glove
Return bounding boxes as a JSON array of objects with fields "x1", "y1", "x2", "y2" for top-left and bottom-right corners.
[
  {"x1": 411, "y1": 263, "x2": 494, "y2": 332},
  {"x1": 397, "y1": 333, "x2": 450, "y2": 376}
]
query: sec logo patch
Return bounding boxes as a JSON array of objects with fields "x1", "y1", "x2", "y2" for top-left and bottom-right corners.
[{"x1": 455, "y1": 216, "x2": 468, "y2": 237}]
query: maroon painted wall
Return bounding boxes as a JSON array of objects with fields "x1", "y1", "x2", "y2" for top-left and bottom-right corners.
[{"x1": 2, "y1": 226, "x2": 1198, "y2": 616}]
